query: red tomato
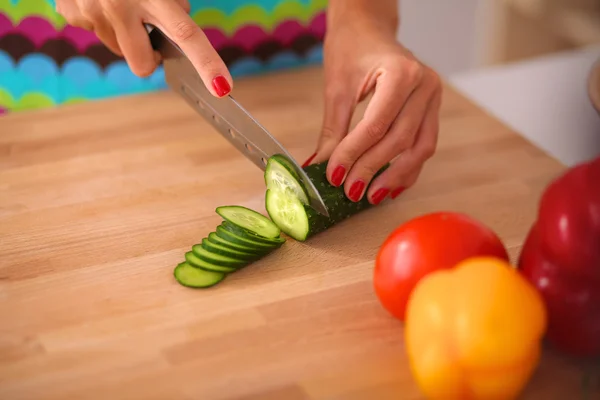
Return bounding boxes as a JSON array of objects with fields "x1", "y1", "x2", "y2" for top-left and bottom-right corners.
[{"x1": 373, "y1": 211, "x2": 509, "y2": 321}]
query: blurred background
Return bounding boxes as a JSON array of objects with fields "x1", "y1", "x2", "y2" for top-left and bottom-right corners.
[
  {"x1": 1, "y1": 0, "x2": 599, "y2": 165},
  {"x1": 399, "y1": 0, "x2": 600, "y2": 167},
  {"x1": 400, "y1": 0, "x2": 600, "y2": 75}
]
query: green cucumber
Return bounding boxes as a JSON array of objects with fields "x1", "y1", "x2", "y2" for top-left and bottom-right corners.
[
  {"x1": 207, "y1": 232, "x2": 271, "y2": 255},
  {"x1": 264, "y1": 154, "x2": 309, "y2": 205},
  {"x1": 215, "y1": 225, "x2": 282, "y2": 251},
  {"x1": 265, "y1": 160, "x2": 387, "y2": 241},
  {"x1": 190, "y1": 246, "x2": 248, "y2": 268},
  {"x1": 174, "y1": 262, "x2": 226, "y2": 288},
  {"x1": 221, "y1": 221, "x2": 285, "y2": 245},
  {"x1": 201, "y1": 238, "x2": 261, "y2": 261},
  {"x1": 216, "y1": 205, "x2": 281, "y2": 239}
]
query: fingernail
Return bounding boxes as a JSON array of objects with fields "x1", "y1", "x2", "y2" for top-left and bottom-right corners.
[
  {"x1": 391, "y1": 187, "x2": 406, "y2": 199},
  {"x1": 331, "y1": 165, "x2": 346, "y2": 187},
  {"x1": 371, "y1": 188, "x2": 390, "y2": 205},
  {"x1": 302, "y1": 153, "x2": 316, "y2": 168},
  {"x1": 348, "y1": 180, "x2": 366, "y2": 202},
  {"x1": 212, "y1": 75, "x2": 231, "y2": 97}
]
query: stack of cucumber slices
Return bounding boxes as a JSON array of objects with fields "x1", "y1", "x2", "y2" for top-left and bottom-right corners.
[
  {"x1": 174, "y1": 154, "x2": 385, "y2": 289},
  {"x1": 174, "y1": 206, "x2": 285, "y2": 288}
]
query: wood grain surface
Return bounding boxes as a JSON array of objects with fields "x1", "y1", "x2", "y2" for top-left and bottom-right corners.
[{"x1": 1, "y1": 67, "x2": 597, "y2": 400}]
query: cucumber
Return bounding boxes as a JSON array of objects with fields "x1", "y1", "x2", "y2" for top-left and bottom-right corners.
[
  {"x1": 174, "y1": 202, "x2": 285, "y2": 289},
  {"x1": 190, "y1": 246, "x2": 249, "y2": 268},
  {"x1": 207, "y1": 232, "x2": 271, "y2": 255},
  {"x1": 216, "y1": 205, "x2": 281, "y2": 239},
  {"x1": 185, "y1": 251, "x2": 238, "y2": 272},
  {"x1": 215, "y1": 225, "x2": 282, "y2": 251},
  {"x1": 265, "y1": 159, "x2": 387, "y2": 241},
  {"x1": 174, "y1": 262, "x2": 226, "y2": 288},
  {"x1": 221, "y1": 221, "x2": 285, "y2": 245},
  {"x1": 264, "y1": 154, "x2": 309, "y2": 205},
  {"x1": 201, "y1": 238, "x2": 261, "y2": 261}
]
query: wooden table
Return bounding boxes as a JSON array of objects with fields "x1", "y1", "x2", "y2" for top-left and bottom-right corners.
[{"x1": 0, "y1": 67, "x2": 596, "y2": 399}]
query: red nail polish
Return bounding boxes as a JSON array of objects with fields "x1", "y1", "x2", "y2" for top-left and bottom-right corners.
[
  {"x1": 371, "y1": 188, "x2": 390, "y2": 205},
  {"x1": 212, "y1": 75, "x2": 231, "y2": 97},
  {"x1": 302, "y1": 153, "x2": 316, "y2": 168},
  {"x1": 331, "y1": 165, "x2": 346, "y2": 187},
  {"x1": 348, "y1": 180, "x2": 366, "y2": 202},
  {"x1": 391, "y1": 187, "x2": 406, "y2": 199}
]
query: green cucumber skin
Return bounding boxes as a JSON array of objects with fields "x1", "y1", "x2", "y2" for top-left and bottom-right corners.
[
  {"x1": 207, "y1": 232, "x2": 271, "y2": 255},
  {"x1": 200, "y1": 238, "x2": 261, "y2": 261},
  {"x1": 221, "y1": 221, "x2": 285, "y2": 245},
  {"x1": 215, "y1": 225, "x2": 281, "y2": 251},
  {"x1": 277, "y1": 161, "x2": 388, "y2": 241},
  {"x1": 186, "y1": 250, "x2": 242, "y2": 270},
  {"x1": 174, "y1": 262, "x2": 227, "y2": 288}
]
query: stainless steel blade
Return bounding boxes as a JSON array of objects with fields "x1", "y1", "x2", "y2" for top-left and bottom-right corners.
[{"x1": 147, "y1": 25, "x2": 329, "y2": 217}]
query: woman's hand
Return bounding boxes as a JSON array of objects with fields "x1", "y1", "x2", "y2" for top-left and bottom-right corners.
[
  {"x1": 307, "y1": 0, "x2": 443, "y2": 205},
  {"x1": 54, "y1": 0, "x2": 233, "y2": 97}
]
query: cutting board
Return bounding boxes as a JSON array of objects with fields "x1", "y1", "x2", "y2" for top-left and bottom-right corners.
[{"x1": 0, "y1": 67, "x2": 596, "y2": 399}]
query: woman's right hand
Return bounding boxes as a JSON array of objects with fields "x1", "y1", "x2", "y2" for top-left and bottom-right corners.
[{"x1": 55, "y1": 0, "x2": 233, "y2": 97}]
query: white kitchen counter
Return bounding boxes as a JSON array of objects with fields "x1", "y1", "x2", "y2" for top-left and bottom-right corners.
[{"x1": 449, "y1": 46, "x2": 600, "y2": 167}]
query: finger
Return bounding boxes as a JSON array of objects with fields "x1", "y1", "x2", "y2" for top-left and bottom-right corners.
[
  {"x1": 306, "y1": 85, "x2": 355, "y2": 166},
  {"x1": 145, "y1": 0, "x2": 233, "y2": 97},
  {"x1": 326, "y1": 67, "x2": 421, "y2": 188},
  {"x1": 57, "y1": 1, "x2": 93, "y2": 30},
  {"x1": 92, "y1": 17, "x2": 122, "y2": 56},
  {"x1": 102, "y1": 2, "x2": 158, "y2": 77},
  {"x1": 368, "y1": 89, "x2": 442, "y2": 202},
  {"x1": 344, "y1": 77, "x2": 437, "y2": 203},
  {"x1": 175, "y1": 0, "x2": 191, "y2": 13},
  {"x1": 389, "y1": 164, "x2": 423, "y2": 200}
]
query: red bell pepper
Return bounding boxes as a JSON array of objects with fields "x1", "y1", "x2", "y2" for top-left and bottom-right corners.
[{"x1": 518, "y1": 156, "x2": 600, "y2": 357}]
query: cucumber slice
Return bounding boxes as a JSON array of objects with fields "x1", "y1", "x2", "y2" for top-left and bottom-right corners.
[
  {"x1": 185, "y1": 251, "x2": 239, "y2": 271},
  {"x1": 174, "y1": 262, "x2": 226, "y2": 288},
  {"x1": 264, "y1": 160, "x2": 389, "y2": 241},
  {"x1": 265, "y1": 189, "x2": 310, "y2": 241},
  {"x1": 264, "y1": 155, "x2": 309, "y2": 205},
  {"x1": 207, "y1": 232, "x2": 271, "y2": 255},
  {"x1": 191, "y1": 245, "x2": 250, "y2": 268},
  {"x1": 201, "y1": 238, "x2": 260, "y2": 261},
  {"x1": 216, "y1": 225, "x2": 282, "y2": 251},
  {"x1": 221, "y1": 221, "x2": 285, "y2": 245},
  {"x1": 216, "y1": 205, "x2": 281, "y2": 239}
]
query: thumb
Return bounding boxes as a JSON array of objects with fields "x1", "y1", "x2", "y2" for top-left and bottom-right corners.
[{"x1": 304, "y1": 88, "x2": 354, "y2": 166}]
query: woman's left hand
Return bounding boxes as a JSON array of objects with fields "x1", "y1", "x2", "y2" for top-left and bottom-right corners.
[{"x1": 306, "y1": 4, "x2": 443, "y2": 205}]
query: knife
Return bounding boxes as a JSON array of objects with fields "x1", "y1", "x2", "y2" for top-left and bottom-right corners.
[{"x1": 145, "y1": 24, "x2": 329, "y2": 218}]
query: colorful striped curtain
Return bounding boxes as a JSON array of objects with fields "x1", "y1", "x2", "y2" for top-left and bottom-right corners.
[{"x1": 0, "y1": 0, "x2": 327, "y2": 115}]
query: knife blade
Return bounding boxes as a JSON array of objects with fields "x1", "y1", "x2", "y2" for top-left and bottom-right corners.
[{"x1": 145, "y1": 24, "x2": 329, "y2": 217}]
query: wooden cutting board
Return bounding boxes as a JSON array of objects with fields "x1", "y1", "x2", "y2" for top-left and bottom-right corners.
[{"x1": 0, "y1": 67, "x2": 596, "y2": 400}]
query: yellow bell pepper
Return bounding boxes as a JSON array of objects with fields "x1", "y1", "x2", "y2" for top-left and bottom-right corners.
[{"x1": 405, "y1": 256, "x2": 547, "y2": 400}]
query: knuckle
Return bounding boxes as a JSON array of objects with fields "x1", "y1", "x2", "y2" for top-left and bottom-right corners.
[
  {"x1": 404, "y1": 61, "x2": 423, "y2": 82},
  {"x1": 420, "y1": 140, "x2": 437, "y2": 160},
  {"x1": 364, "y1": 120, "x2": 388, "y2": 142},
  {"x1": 78, "y1": 0, "x2": 101, "y2": 20},
  {"x1": 172, "y1": 20, "x2": 199, "y2": 42},
  {"x1": 358, "y1": 162, "x2": 381, "y2": 179},
  {"x1": 320, "y1": 125, "x2": 338, "y2": 141},
  {"x1": 100, "y1": 0, "x2": 125, "y2": 14},
  {"x1": 394, "y1": 132, "x2": 415, "y2": 151},
  {"x1": 424, "y1": 68, "x2": 442, "y2": 92},
  {"x1": 197, "y1": 55, "x2": 214, "y2": 71}
]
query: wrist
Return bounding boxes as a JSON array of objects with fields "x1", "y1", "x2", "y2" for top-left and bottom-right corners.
[{"x1": 327, "y1": 0, "x2": 399, "y2": 36}]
